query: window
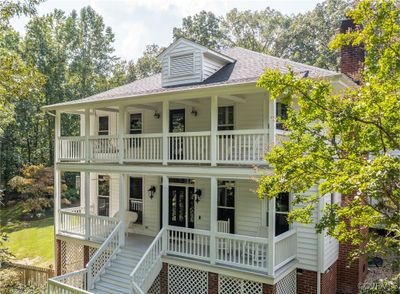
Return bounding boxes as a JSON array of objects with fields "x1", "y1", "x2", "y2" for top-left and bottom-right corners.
[
  {"x1": 218, "y1": 106, "x2": 234, "y2": 131},
  {"x1": 129, "y1": 113, "x2": 142, "y2": 134},
  {"x1": 276, "y1": 102, "x2": 288, "y2": 130},
  {"x1": 275, "y1": 192, "x2": 290, "y2": 236},
  {"x1": 170, "y1": 53, "x2": 194, "y2": 77},
  {"x1": 129, "y1": 177, "x2": 143, "y2": 224},
  {"x1": 98, "y1": 175, "x2": 110, "y2": 216},
  {"x1": 217, "y1": 181, "x2": 235, "y2": 233},
  {"x1": 98, "y1": 116, "x2": 109, "y2": 135}
]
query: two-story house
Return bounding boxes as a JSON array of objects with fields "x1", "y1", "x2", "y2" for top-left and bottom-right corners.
[{"x1": 45, "y1": 24, "x2": 366, "y2": 294}]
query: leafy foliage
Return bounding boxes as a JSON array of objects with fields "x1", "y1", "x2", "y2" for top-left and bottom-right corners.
[
  {"x1": 173, "y1": 0, "x2": 350, "y2": 70},
  {"x1": 0, "y1": 233, "x2": 13, "y2": 264},
  {"x1": 257, "y1": 0, "x2": 400, "y2": 259}
]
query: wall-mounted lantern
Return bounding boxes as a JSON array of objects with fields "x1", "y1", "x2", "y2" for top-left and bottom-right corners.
[
  {"x1": 191, "y1": 108, "x2": 198, "y2": 117},
  {"x1": 153, "y1": 111, "x2": 160, "y2": 119},
  {"x1": 148, "y1": 186, "x2": 156, "y2": 199}
]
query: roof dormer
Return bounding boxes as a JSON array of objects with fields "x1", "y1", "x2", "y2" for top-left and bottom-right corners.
[{"x1": 158, "y1": 38, "x2": 235, "y2": 87}]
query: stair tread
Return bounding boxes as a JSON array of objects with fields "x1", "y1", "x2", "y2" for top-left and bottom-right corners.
[
  {"x1": 106, "y1": 265, "x2": 131, "y2": 275},
  {"x1": 110, "y1": 260, "x2": 135, "y2": 271},
  {"x1": 101, "y1": 274, "x2": 129, "y2": 284},
  {"x1": 96, "y1": 280, "x2": 131, "y2": 294}
]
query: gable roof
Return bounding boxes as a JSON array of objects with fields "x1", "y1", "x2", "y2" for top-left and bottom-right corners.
[
  {"x1": 158, "y1": 38, "x2": 236, "y2": 64},
  {"x1": 43, "y1": 47, "x2": 340, "y2": 110}
]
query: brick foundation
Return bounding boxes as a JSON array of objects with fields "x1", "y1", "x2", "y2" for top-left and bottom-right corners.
[
  {"x1": 83, "y1": 245, "x2": 90, "y2": 267},
  {"x1": 337, "y1": 242, "x2": 368, "y2": 294},
  {"x1": 160, "y1": 262, "x2": 168, "y2": 294},
  {"x1": 208, "y1": 272, "x2": 218, "y2": 294},
  {"x1": 321, "y1": 262, "x2": 337, "y2": 294},
  {"x1": 263, "y1": 283, "x2": 276, "y2": 294},
  {"x1": 297, "y1": 269, "x2": 318, "y2": 294},
  {"x1": 55, "y1": 239, "x2": 62, "y2": 275}
]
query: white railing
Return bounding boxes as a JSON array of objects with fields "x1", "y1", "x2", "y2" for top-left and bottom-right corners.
[
  {"x1": 123, "y1": 133, "x2": 163, "y2": 162},
  {"x1": 89, "y1": 215, "x2": 119, "y2": 241},
  {"x1": 216, "y1": 232, "x2": 269, "y2": 272},
  {"x1": 217, "y1": 219, "x2": 230, "y2": 233},
  {"x1": 274, "y1": 229, "x2": 297, "y2": 270},
  {"x1": 217, "y1": 129, "x2": 268, "y2": 163},
  {"x1": 166, "y1": 226, "x2": 210, "y2": 261},
  {"x1": 59, "y1": 137, "x2": 85, "y2": 161},
  {"x1": 89, "y1": 135, "x2": 119, "y2": 161},
  {"x1": 87, "y1": 222, "x2": 123, "y2": 290},
  {"x1": 59, "y1": 210, "x2": 86, "y2": 237},
  {"x1": 129, "y1": 199, "x2": 143, "y2": 212},
  {"x1": 48, "y1": 269, "x2": 90, "y2": 294},
  {"x1": 58, "y1": 209, "x2": 118, "y2": 241},
  {"x1": 130, "y1": 228, "x2": 165, "y2": 293},
  {"x1": 168, "y1": 132, "x2": 210, "y2": 162},
  {"x1": 57, "y1": 129, "x2": 269, "y2": 164}
]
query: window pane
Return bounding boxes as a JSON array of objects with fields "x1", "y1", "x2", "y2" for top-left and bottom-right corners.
[
  {"x1": 276, "y1": 192, "x2": 289, "y2": 212},
  {"x1": 276, "y1": 102, "x2": 288, "y2": 130},
  {"x1": 129, "y1": 177, "x2": 143, "y2": 199},
  {"x1": 218, "y1": 181, "x2": 235, "y2": 207},
  {"x1": 98, "y1": 116, "x2": 109, "y2": 135},
  {"x1": 275, "y1": 213, "x2": 289, "y2": 236},
  {"x1": 218, "y1": 106, "x2": 234, "y2": 130},
  {"x1": 98, "y1": 175, "x2": 110, "y2": 196},
  {"x1": 130, "y1": 113, "x2": 142, "y2": 134},
  {"x1": 98, "y1": 197, "x2": 109, "y2": 216}
]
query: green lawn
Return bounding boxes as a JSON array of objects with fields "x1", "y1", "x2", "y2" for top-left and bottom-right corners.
[{"x1": 0, "y1": 203, "x2": 54, "y2": 267}]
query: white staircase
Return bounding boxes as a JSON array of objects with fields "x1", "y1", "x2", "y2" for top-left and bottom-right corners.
[{"x1": 92, "y1": 246, "x2": 146, "y2": 294}]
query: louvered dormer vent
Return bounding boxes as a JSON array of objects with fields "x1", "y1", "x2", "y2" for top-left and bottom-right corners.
[
  {"x1": 158, "y1": 38, "x2": 235, "y2": 87},
  {"x1": 170, "y1": 53, "x2": 194, "y2": 77}
]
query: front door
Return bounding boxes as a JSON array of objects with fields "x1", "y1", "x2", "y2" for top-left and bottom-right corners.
[
  {"x1": 168, "y1": 186, "x2": 194, "y2": 228},
  {"x1": 169, "y1": 109, "x2": 185, "y2": 160}
]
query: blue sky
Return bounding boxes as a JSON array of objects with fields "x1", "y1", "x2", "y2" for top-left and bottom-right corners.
[{"x1": 12, "y1": 0, "x2": 324, "y2": 61}]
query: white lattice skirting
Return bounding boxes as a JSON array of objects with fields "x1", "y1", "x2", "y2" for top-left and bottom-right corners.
[
  {"x1": 168, "y1": 264, "x2": 208, "y2": 294},
  {"x1": 60, "y1": 240, "x2": 84, "y2": 274},
  {"x1": 147, "y1": 274, "x2": 160, "y2": 294},
  {"x1": 276, "y1": 270, "x2": 297, "y2": 294},
  {"x1": 218, "y1": 275, "x2": 263, "y2": 294}
]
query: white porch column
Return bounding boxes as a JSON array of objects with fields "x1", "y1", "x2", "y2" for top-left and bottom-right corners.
[
  {"x1": 118, "y1": 106, "x2": 127, "y2": 164},
  {"x1": 84, "y1": 108, "x2": 91, "y2": 162},
  {"x1": 119, "y1": 173, "x2": 127, "y2": 246},
  {"x1": 268, "y1": 99, "x2": 276, "y2": 148},
  {"x1": 267, "y1": 197, "x2": 276, "y2": 275},
  {"x1": 210, "y1": 176, "x2": 218, "y2": 264},
  {"x1": 162, "y1": 175, "x2": 169, "y2": 252},
  {"x1": 162, "y1": 100, "x2": 169, "y2": 165},
  {"x1": 84, "y1": 171, "x2": 90, "y2": 239},
  {"x1": 54, "y1": 110, "x2": 61, "y2": 234},
  {"x1": 210, "y1": 96, "x2": 218, "y2": 166}
]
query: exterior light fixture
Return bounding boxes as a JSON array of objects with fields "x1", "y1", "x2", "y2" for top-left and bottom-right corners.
[
  {"x1": 191, "y1": 108, "x2": 198, "y2": 116},
  {"x1": 148, "y1": 186, "x2": 156, "y2": 199},
  {"x1": 153, "y1": 111, "x2": 160, "y2": 119},
  {"x1": 193, "y1": 189, "x2": 202, "y2": 203}
]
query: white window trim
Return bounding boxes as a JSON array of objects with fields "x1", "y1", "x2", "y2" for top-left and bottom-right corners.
[
  {"x1": 97, "y1": 174, "x2": 111, "y2": 216},
  {"x1": 97, "y1": 115, "x2": 110, "y2": 136},
  {"x1": 128, "y1": 176, "x2": 144, "y2": 226},
  {"x1": 127, "y1": 112, "x2": 143, "y2": 134}
]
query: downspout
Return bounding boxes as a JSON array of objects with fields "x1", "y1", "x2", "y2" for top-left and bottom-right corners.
[{"x1": 316, "y1": 193, "x2": 324, "y2": 294}]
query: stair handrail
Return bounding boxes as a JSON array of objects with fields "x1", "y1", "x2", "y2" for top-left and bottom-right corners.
[
  {"x1": 86, "y1": 221, "x2": 123, "y2": 290},
  {"x1": 130, "y1": 227, "x2": 165, "y2": 293}
]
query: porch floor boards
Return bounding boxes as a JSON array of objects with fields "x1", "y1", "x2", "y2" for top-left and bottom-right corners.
[{"x1": 125, "y1": 233, "x2": 154, "y2": 251}]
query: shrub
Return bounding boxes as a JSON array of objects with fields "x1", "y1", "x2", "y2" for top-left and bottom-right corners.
[{"x1": 360, "y1": 274, "x2": 400, "y2": 294}]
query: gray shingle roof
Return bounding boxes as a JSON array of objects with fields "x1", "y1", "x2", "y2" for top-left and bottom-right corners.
[{"x1": 44, "y1": 47, "x2": 339, "y2": 109}]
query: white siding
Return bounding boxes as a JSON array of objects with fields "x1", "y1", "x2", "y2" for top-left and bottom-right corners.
[
  {"x1": 202, "y1": 55, "x2": 225, "y2": 80},
  {"x1": 161, "y1": 42, "x2": 203, "y2": 87},
  {"x1": 235, "y1": 180, "x2": 262, "y2": 236},
  {"x1": 321, "y1": 193, "x2": 339, "y2": 271},
  {"x1": 194, "y1": 178, "x2": 211, "y2": 230},
  {"x1": 295, "y1": 186, "x2": 319, "y2": 270}
]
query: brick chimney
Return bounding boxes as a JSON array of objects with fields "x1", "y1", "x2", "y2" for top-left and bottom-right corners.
[{"x1": 340, "y1": 19, "x2": 364, "y2": 83}]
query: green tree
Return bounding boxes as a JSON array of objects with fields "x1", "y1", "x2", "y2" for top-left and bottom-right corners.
[
  {"x1": 134, "y1": 44, "x2": 162, "y2": 79},
  {"x1": 257, "y1": 0, "x2": 399, "y2": 260},
  {"x1": 173, "y1": 11, "x2": 223, "y2": 49}
]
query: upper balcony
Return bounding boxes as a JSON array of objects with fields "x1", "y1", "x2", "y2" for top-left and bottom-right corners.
[{"x1": 55, "y1": 93, "x2": 287, "y2": 167}]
